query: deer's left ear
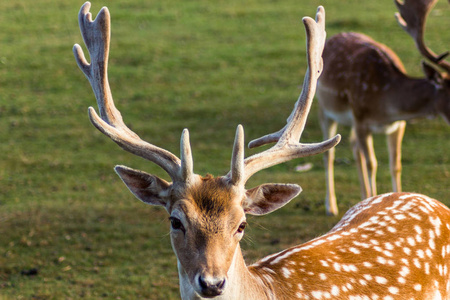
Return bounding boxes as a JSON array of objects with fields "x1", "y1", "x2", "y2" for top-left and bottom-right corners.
[{"x1": 243, "y1": 183, "x2": 302, "y2": 215}]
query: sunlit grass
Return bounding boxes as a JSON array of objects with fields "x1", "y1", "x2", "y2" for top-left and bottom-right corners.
[{"x1": 0, "y1": 0, "x2": 449, "y2": 298}]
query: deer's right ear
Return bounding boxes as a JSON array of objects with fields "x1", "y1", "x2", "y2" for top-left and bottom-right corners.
[{"x1": 114, "y1": 165, "x2": 171, "y2": 207}]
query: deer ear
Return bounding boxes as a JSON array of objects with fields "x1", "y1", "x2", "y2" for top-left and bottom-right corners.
[
  {"x1": 243, "y1": 183, "x2": 302, "y2": 215},
  {"x1": 114, "y1": 165, "x2": 171, "y2": 207},
  {"x1": 422, "y1": 61, "x2": 443, "y2": 83}
]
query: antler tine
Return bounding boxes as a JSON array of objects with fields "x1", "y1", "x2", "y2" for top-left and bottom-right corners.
[
  {"x1": 230, "y1": 6, "x2": 341, "y2": 186},
  {"x1": 73, "y1": 2, "x2": 192, "y2": 182},
  {"x1": 394, "y1": 0, "x2": 450, "y2": 72},
  {"x1": 230, "y1": 125, "x2": 245, "y2": 185}
]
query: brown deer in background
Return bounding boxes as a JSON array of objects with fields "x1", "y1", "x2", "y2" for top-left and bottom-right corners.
[
  {"x1": 74, "y1": 2, "x2": 450, "y2": 299},
  {"x1": 315, "y1": 0, "x2": 450, "y2": 215}
]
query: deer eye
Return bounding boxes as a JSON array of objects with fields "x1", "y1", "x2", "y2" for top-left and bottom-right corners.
[
  {"x1": 237, "y1": 222, "x2": 247, "y2": 234},
  {"x1": 169, "y1": 217, "x2": 185, "y2": 233}
]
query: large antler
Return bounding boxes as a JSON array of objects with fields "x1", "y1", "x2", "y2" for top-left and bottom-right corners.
[
  {"x1": 394, "y1": 0, "x2": 450, "y2": 72},
  {"x1": 73, "y1": 2, "x2": 193, "y2": 183},
  {"x1": 228, "y1": 6, "x2": 341, "y2": 186}
]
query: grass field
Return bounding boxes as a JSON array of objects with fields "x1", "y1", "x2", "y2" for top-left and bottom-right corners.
[{"x1": 0, "y1": 0, "x2": 449, "y2": 299}]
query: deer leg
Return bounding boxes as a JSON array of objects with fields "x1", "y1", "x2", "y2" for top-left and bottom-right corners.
[
  {"x1": 387, "y1": 121, "x2": 406, "y2": 192},
  {"x1": 319, "y1": 109, "x2": 339, "y2": 216},
  {"x1": 350, "y1": 128, "x2": 369, "y2": 199},
  {"x1": 351, "y1": 127, "x2": 377, "y2": 198},
  {"x1": 355, "y1": 127, "x2": 377, "y2": 198}
]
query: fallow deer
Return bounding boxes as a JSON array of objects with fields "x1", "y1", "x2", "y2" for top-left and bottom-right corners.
[
  {"x1": 314, "y1": 0, "x2": 449, "y2": 216},
  {"x1": 74, "y1": 2, "x2": 450, "y2": 299}
]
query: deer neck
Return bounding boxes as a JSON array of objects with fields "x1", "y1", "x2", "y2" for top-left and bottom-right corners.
[
  {"x1": 177, "y1": 245, "x2": 274, "y2": 300},
  {"x1": 388, "y1": 76, "x2": 438, "y2": 120}
]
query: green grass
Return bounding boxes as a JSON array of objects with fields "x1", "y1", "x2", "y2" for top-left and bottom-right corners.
[{"x1": 0, "y1": 0, "x2": 449, "y2": 298}]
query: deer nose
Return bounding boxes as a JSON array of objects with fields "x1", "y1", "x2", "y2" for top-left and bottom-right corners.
[{"x1": 198, "y1": 275, "x2": 226, "y2": 297}]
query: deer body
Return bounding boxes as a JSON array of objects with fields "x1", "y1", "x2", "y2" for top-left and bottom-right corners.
[
  {"x1": 318, "y1": 32, "x2": 446, "y2": 127},
  {"x1": 317, "y1": 31, "x2": 450, "y2": 216},
  {"x1": 74, "y1": 2, "x2": 450, "y2": 299},
  {"x1": 251, "y1": 192, "x2": 450, "y2": 300},
  {"x1": 312, "y1": 0, "x2": 450, "y2": 216}
]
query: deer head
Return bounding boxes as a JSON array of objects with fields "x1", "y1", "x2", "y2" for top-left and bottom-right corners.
[
  {"x1": 74, "y1": 2, "x2": 339, "y2": 298},
  {"x1": 394, "y1": 0, "x2": 450, "y2": 123}
]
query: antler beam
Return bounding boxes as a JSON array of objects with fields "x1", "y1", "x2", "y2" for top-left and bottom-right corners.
[
  {"x1": 73, "y1": 2, "x2": 193, "y2": 183},
  {"x1": 232, "y1": 6, "x2": 341, "y2": 185},
  {"x1": 394, "y1": 0, "x2": 450, "y2": 72}
]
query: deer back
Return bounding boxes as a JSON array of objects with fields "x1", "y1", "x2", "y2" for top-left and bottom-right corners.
[
  {"x1": 318, "y1": 32, "x2": 450, "y2": 125},
  {"x1": 249, "y1": 192, "x2": 450, "y2": 299}
]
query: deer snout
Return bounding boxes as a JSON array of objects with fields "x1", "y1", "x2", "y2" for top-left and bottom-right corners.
[{"x1": 196, "y1": 274, "x2": 226, "y2": 298}]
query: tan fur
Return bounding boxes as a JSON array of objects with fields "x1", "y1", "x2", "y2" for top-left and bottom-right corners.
[
  {"x1": 249, "y1": 193, "x2": 450, "y2": 299},
  {"x1": 188, "y1": 176, "x2": 236, "y2": 217}
]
